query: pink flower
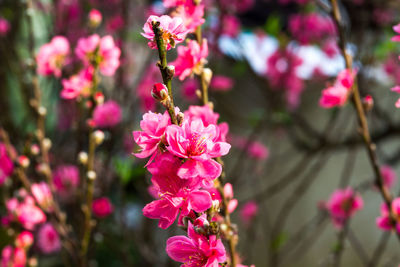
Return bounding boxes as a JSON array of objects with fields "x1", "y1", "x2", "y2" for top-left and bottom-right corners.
[
  {"x1": 0, "y1": 142, "x2": 14, "y2": 186},
  {"x1": 391, "y1": 86, "x2": 400, "y2": 108},
  {"x1": 106, "y1": 15, "x2": 125, "y2": 33},
  {"x1": 224, "y1": 183, "x2": 238, "y2": 213},
  {"x1": 222, "y1": 15, "x2": 241, "y2": 37},
  {"x1": 37, "y1": 223, "x2": 61, "y2": 254},
  {"x1": 319, "y1": 69, "x2": 355, "y2": 108},
  {"x1": 53, "y1": 165, "x2": 80, "y2": 195},
  {"x1": 381, "y1": 165, "x2": 397, "y2": 189},
  {"x1": 172, "y1": 2, "x2": 205, "y2": 33},
  {"x1": 391, "y1": 23, "x2": 400, "y2": 42},
  {"x1": 36, "y1": 36, "x2": 70, "y2": 77},
  {"x1": 240, "y1": 201, "x2": 258, "y2": 225},
  {"x1": 61, "y1": 67, "x2": 94, "y2": 100},
  {"x1": 143, "y1": 153, "x2": 212, "y2": 228},
  {"x1": 92, "y1": 100, "x2": 122, "y2": 128},
  {"x1": 75, "y1": 34, "x2": 121, "y2": 76},
  {"x1": 142, "y1": 15, "x2": 189, "y2": 50},
  {"x1": 15, "y1": 231, "x2": 34, "y2": 249},
  {"x1": 7, "y1": 196, "x2": 46, "y2": 230},
  {"x1": 172, "y1": 39, "x2": 208, "y2": 81},
  {"x1": 248, "y1": 141, "x2": 269, "y2": 160},
  {"x1": 0, "y1": 17, "x2": 10, "y2": 36},
  {"x1": 376, "y1": 202, "x2": 393, "y2": 231},
  {"x1": 182, "y1": 79, "x2": 199, "y2": 101},
  {"x1": 31, "y1": 182, "x2": 53, "y2": 211},
  {"x1": 133, "y1": 110, "x2": 173, "y2": 164},
  {"x1": 325, "y1": 187, "x2": 363, "y2": 229},
  {"x1": 266, "y1": 48, "x2": 304, "y2": 109},
  {"x1": 1, "y1": 246, "x2": 26, "y2": 267},
  {"x1": 166, "y1": 222, "x2": 226, "y2": 266},
  {"x1": 210, "y1": 75, "x2": 234, "y2": 92},
  {"x1": 163, "y1": 0, "x2": 188, "y2": 8},
  {"x1": 92, "y1": 197, "x2": 114, "y2": 218},
  {"x1": 184, "y1": 105, "x2": 219, "y2": 127},
  {"x1": 165, "y1": 119, "x2": 231, "y2": 183},
  {"x1": 88, "y1": 9, "x2": 102, "y2": 27}
]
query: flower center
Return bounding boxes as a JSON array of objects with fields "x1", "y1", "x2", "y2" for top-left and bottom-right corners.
[{"x1": 187, "y1": 133, "x2": 207, "y2": 156}]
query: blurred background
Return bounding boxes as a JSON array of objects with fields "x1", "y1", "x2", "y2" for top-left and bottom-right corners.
[{"x1": 1, "y1": 0, "x2": 400, "y2": 266}]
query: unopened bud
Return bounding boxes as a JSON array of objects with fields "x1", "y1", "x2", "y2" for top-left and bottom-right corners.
[
  {"x1": 177, "y1": 112, "x2": 184, "y2": 126},
  {"x1": 220, "y1": 223, "x2": 228, "y2": 232},
  {"x1": 43, "y1": 138, "x2": 52, "y2": 150},
  {"x1": 151, "y1": 83, "x2": 169, "y2": 101},
  {"x1": 28, "y1": 258, "x2": 38, "y2": 267},
  {"x1": 87, "y1": 171, "x2": 97, "y2": 180},
  {"x1": 166, "y1": 65, "x2": 175, "y2": 79},
  {"x1": 223, "y1": 183, "x2": 234, "y2": 199},
  {"x1": 93, "y1": 130, "x2": 105, "y2": 145},
  {"x1": 36, "y1": 163, "x2": 50, "y2": 175},
  {"x1": 30, "y1": 144, "x2": 40, "y2": 155},
  {"x1": 78, "y1": 151, "x2": 88, "y2": 165},
  {"x1": 362, "y1": 95, "x2": 374, "y2": 112},
  {"x1": 88, "y1": 9, "x2": 102, "y2": 28},
  {"x1": 38, "y1": 106, "x2": 47, "y2": 116},
  {"x1": 94, "y1": 92, "x2": 104, "y2": 105},
  {"x1": 18, "y1": 156, "x2": 30, "y2": 168},
  {"x1": 203, "y1": 68, "x2": 213, "y2": 86},
  {"x1": 211, "y1": 200, "x2": 220, "y2": 212}
]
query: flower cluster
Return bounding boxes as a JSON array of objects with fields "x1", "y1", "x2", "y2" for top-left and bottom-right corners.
[{"x1": 319, "y1": 69, "x2": 356, "y2": 108}]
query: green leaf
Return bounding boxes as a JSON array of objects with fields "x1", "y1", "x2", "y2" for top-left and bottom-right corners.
[
  {"x1": 270, "y1": 232, "x2": 288, "y2": 251},
  {"x1": 264, "y1": 15, "x2": 281, "y2": 37}
]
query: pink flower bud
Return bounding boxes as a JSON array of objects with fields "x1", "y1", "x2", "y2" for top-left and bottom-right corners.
[
  {"x1": 151, "y1": 83, "x2": 169, "y2": 101},
  {"x1": 223, "y1": 183, "x2": 234, "y2": 199},
  {"x1": 92, "y1": 197, "x2": 113, "y2": 218},
  {"x1": 94, "y1": 92, "x2": 104, "y2": 105},
  {"x1": 18, "y1": 156, "x2": 30, "y2": 168},
  {"x1": 89, "y1": 9, "x2": 102, "y2": 27},
  {"x1": 227, "y1": 199, "x2": 238, "y2": 214},
  {"x1": 363, "y1": 94, "x2": 374, "y2": 111},
  {"x1": 15, "y1": 231, "x2": 34, "y2": 249}
]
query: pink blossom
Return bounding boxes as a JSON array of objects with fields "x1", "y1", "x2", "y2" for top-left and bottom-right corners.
[
  {"x1": 163, "y1": 0, "x2": 188, "y2": 8},
  {"x1": 182, "y1": 78, "x2": 199, "y2": 101},
  {"x1": 240, "y1": 201, "x2": 258, "y2": 225},
  {"x1": 248, "y1": 141, "x2": 269, "y2": 160},
  {"x1": 319, "y1": 69, "x2": 355, "y2": 108},
  {"x1": 0, "y1": 142, "x2": 14, "y2": 186},
  {"x1": 15, "y1": 231, "x2": 34, "y2": 249},
  {"x1": 0, "y1": 17, "x2": 10, "y2": 36},
  {"x1": 75, "y1": 34, "x2": 121, "y2": 76},
  {"x1": 266, "y1": 48, "x2": 304, "y2": 109},
  {"x1": 222, "y1": 15, "x2": 241, "y2": 38},
  {"x1": 173, "y1": 2, "x2": 205, "y2": 33},
  {"x1": 224, "y1": 183, "x2": 238, "y2": 213},
  {"x1": 92, "y1": 100, "x2": 122, "y2": 128},
  {"x1": 325, "y1": 187, "x2": 363, "y2": 229},
  {"x1": 133, "y1": 110, "x2": 173, "y2": 164},
  {"x1": 1, "y1": 246, "x2": 26, "y2": 267},
  {"x1": 53, "y1": 165, "x2": 80, "y2": 195},
  {"x1": 37, "y1": 223, "x2": 61, "y2": 254},
  {"x1": 143, "y1": 153, "x2": 212, "y2": 228},
  {"x1": 92, "y1": 197, "x2": 114, "y2": 218},
  {"x1": 31, "y1": 182, "x2": 53, "y2": 211},
  {"x1": 165, "y1": 119, "x2": 231, "y2": 183},
  {"x1": 376, "y1": 202, "x2": 393, "y2": 231},
  {"x1": 88, "y1": 9, "x2": 102, "y2": 27},
  {"x1": 166, "y1": 222, "x2": 226, "y2": 266},
  {"x1": 391, "y1": 23, "x2": 400, "y2": 42},
  {"x1": 391, "y1": 86, "x2": 400, "y2": 108},
  {"x1": 210, "y1": 75, "x2": 234, "y2": 92},
  {"x1": 381, "y1": 165, "x2": 397, "y2": 189},
  {"x1": 106, "y1": 15, "x2": 125, "y2": 33},
  {"x1": 7, "y1": 196, "x2": 46, "y2": 230},
  {"x1": 172, "y1": 39, "x2": 208, "y2": 81},
  {"x1": 61, "y1": 67, "x2": 94, "y2": 99},
  {"x1": 142, "y1": 15, "x2": 189, "y2": 50},
  {"x1": 36, "y1": 36, "x2": 70, "y2": 77},
  {"x1": 322, "y1": 39, "x2": 339, "y2": 58}
]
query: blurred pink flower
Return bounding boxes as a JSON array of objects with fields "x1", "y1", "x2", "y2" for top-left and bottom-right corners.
[
  {"x1": 392, "y1": 23, "x2": 400, "y2": 42},
  {"x1": 172, "y1": 39, "x2": 208, "y2": 80},
  {"x1": 106, "y1": 15, "x2": 124, "y2": 33},
  {"x1": 0, "y1": 17, "x2": 10, "y2": 36},
  {"x1": 1, "y1": 246, "x2": 26, "y2": 267},
  {"x1": 53, "y1": 165, "x2": 80, "y2": 195},
  {"x1": 319, "y1": 69, "x2": 355, "y2": 108},
  {"x1": 240, "y1": 201, "x2": 258, "y2": 225},
  {"x1": 166, "y1": 222, "x2": 226, "y2": 266},
  {"x1": 88, "y1": 9, "x2": 102, "y2": 27},
  {"x1": 381, "y1": 165, "x2": 397, "y2": 189},
  {"x1": 6, "y1": 196, "x2": 46, "y2": 230},
  {"x1": 31, "y1": 182, "x2": 53, "y2": 212},
  {"x1": 61, "y1": 67, "x2": 94, "y2": 100},
  {"x1": 15, "y1": 231, "x2": 34, "y2": 249},
  {"x1": 92, "y1": 197, "x2": 114, "y2": 218},
  {"x1": 222, "y1": 15, "x2": 241, "y2": 38},
  {"x1": 163, "y1": 0, "x2": 187, "y2": 8},
  {"x1": 391, "y1": 86, "x2": 400, "y2": 108},
  {"x1": 325, "y1": 187, "x2": 363, "y2": 229},
  {"x1": 173, "y1": 2, "x2": 205, "y2": 33},
  {"x1": 289, "y1": 13, "x2": 336, "y2": 44},
  {"x1": 37, "y1": 36, "x2": 70, "y2": 77},
  {"x1": 210, "y1": 75, "x2": 234, "y2": 92},
  {"x1": 92, "y1": 100, "x2": 122, "y2": 128},
  {"x1": 0, "y1": 142, "x2": 14, "y2": 186},
  {"x1": 75, "y1": 34, "x2": 121, "y2": 76},
  {"x1": 182, "y1": 78, "x2": 199, "y2": 101},
  {"x1": 37, "y1": 223, "x2": 61, "y2": 254},
  {"x1": 142, "y1": 15, "x2": 188, "y2": 50}
]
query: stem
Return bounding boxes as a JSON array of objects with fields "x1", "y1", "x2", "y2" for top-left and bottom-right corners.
[
  {"x1": 329, "y1": 0, "x2": 399, "y2": 238},
  {"x1": 152, "y1": 21, "x2": 178, "y2": 125}
]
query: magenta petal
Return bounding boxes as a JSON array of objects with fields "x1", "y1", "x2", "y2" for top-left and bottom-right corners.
[
  {"x1": 208, "y1": 142, "x2": 231, "y2": 158},
  {"x1": 178, "y1": 159, "x2": 222, "y2": 180},
  {"x1": 177, "y1": 159, "x2": 199, "y2": 179},
  {"x1": 142, "y1": 199, "x2": 179, "y2": 229},
  {"x1": 391, "y1": 36, "x2": 400, "y2": 42},
  {"x1": 189, "y1": 190, "x2": 212, "y2": 213},
  {"x1": 166, "y1": 236, "x2": 198, "y2": 262},
  {"x1": 376, "y1": 216, "x2": 392, "y2": 231}
]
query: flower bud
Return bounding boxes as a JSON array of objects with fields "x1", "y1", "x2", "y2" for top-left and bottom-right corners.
[
  {"x1": 18, "y1": 155, "x2": 30, "y2": 168},
  {"x1": 87, "y1": 170, "x2": 97, "y2": 180},
  {"x1": 151, "y1": 83, "x2": 169, "y2": 101},
  {"x1": 94, "y1": 92, "x2": 104, "y2": 105},
  {"x1": 93, "y1": 130, "x2": 105, "y2": 145},
  {"x1": 43, "y1": 138, "x2": 52, "y2": 150},
  {"x1": 203, "y1": 68, "x2": 213, "y2": 86},
  {"x1": 78, "y1": 151, "x2": 88, "y2": 165},
  {"x1": 363, "y1": 95, "x2": 374, "y2": 112},
  {"x1": 166, "y1": 65, "x2": 175, "y2": 79},
  {"x1": 15, "y1": 231, "x2": 34, "y2": 249},
  {"x1": 88, "y1": 9, "x2": 102, "y2": 28},
  {"x1": 30, "y1": 144, "x2": 40, "y2": 155},
  {"x1": 177, "y1": 112, "x2": 184, "y2": 126},
  {"x1": 38, "y1": 106, "x2": 47, "y2": 116},
  {"x1": 223, "y1": 183, "x2": 234, "y2": 199}
]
